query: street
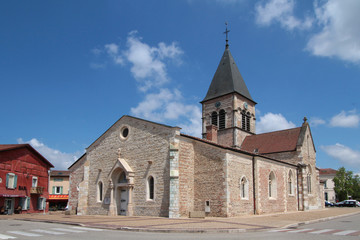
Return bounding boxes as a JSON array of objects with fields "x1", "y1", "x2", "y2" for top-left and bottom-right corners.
[{"x1": 1, "y1": 213, "x2": 360, "y2": 240}]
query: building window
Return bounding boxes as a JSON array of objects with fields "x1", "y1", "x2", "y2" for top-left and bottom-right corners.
[
  {"x1": 53, "y1": 178, "x2": 63, "y2": 182},
  {"x1": 97, "y1": 181, "x2": 103, "y2": 202},
  {"x1": 240, "y1": 177, "x2": 249, "y2": 199},
  {"x1": 147, "y1": 176, "x2": 155, "y2": 200},
  {"x1": 32, "y1": 177, "x2": 38, "y2": 188},
  {"x1": 20, "y1": 197, "x2": 30, "y2": 210},
  {"x1": 269, "y1": 171, "x2": 277, "y2": 198},
  {"x1": 37, "y1": 197, "x2": 46, "y2": 210},
  {"x1": 241, "y1": 112, "x2": 251, "y2": 132},
  {"x1": 325, "y1": 192, "x2": 328, "y2": 201},
  {"x1": 211, "y1": 111, "x2": 218, "y2": 127},
  {"x1": 219, "y1": 109, "x2": 226, "y2": 129},
  {"x1": 6, "y1": 173, "x2": 17, "y2": 189},
  {"x1": 118, "y1": 172, "x2": 127, "y2": 183},
  {"x1": 288, "y1": 170, "x2": 294, "y2": 195},
  {"x1": 120, "y1": 126, "x2": 130, "y2": 140},
  {"x1": 307, "y1": 174, "x2": 312, "y2": 194},
  {"x1": 53, "y1": 186, "x2": 63, "y2": 194},
  {"x1": 307, "y1": 166, "x2": 312, "y2": 194}
]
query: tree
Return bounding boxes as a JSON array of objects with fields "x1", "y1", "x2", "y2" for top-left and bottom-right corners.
[{"x1": 333, "y1": 167, "x2": 353, "y2": 201}]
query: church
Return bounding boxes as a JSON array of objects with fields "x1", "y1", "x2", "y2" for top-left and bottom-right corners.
[{"x1": 68, "y1": 38, "x2": 324, "y2": 217}]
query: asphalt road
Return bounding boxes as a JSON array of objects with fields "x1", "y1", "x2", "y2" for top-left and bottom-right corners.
[{"x1": 1, "y1": 213, "x2": 360, "y2": 240}]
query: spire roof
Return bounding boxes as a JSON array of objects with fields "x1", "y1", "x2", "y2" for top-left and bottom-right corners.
[{"x1": 202, "y1": 47, "x2": 255, "y2": 103}]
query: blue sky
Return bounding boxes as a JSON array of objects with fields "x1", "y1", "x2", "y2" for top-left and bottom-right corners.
[{"x1": 1, "y1": 0, "x2": 359, "y2": 174}]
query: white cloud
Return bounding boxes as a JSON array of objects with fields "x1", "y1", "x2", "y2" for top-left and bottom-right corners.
[
  {"x1": 17, "y1": 138, "x2": 82, "y2": 170},
  {"x1": 102, "y1": 31, "x2": 183, "y2": 92},
  {"x1": 329, "y1": 110, "x2": 359, "y2": 128},
  {"x1": 306, "y1": 0, "x2": 360, "y2": 63},
  {"x1": 255, "y1": 0, "x2": 313, "y2": 30},
  {"x1": 321, "y1": 143, "x2": 360, "y2": 165},
  {"x1": 130, "y1": 88, "x2": 202, "y2": 137},
  {"x1": 256, "y1": 112, "x2": 296, "y2": 133},
  {"x1": 310, "y1": 117, "x2": 326, "y2": 127}
]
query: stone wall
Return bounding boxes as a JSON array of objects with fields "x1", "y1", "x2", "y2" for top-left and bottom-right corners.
[
  {"x1": 84, "y1": 116, "x2": 179, "y2": 217},
  {"x1": 68, "y1": 155, "x2": 87, "y2": 213},
  {"x1": 227, "y1": 152, "x2": 254, "y2": 216},
  {"x1": 255, "y1": 158, "x2": 298, "y2": 214}
]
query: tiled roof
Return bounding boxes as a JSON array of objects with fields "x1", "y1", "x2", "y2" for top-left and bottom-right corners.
[
  {"x1": 0, "y1": 144, "x2": 28, "y2": 151},
  {"x1": 202, "y1": 47, "x2": 255, "y2": 103},
  {"x1": 240, "y1": 127, "x2": 302, "y2": 154},
  {"x1": 0, "y1": 144, "x2": 54, "y2": 168},
  {"x1": 50, "y1": 170, "x2": 70, "y2": 177},
  {"x1": 319, "y1": 168, "x2": 337, "y2": 175}
]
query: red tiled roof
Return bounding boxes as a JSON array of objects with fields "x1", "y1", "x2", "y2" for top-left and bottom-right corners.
[
  {"x1": 0, "y1": 144, "x2": 28, "y2": 151},
  {"x1": 240, "y1": 127, "x2": 302, "y2": 154},
  {"x1": 319, "y1": 168, "x2": 337, "y2": 175},
  {"x1": 0, "y1": 144, "x2": 54, "y2": 168}
]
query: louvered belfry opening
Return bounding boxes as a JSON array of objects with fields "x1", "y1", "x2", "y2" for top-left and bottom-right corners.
[{"x1": 219, "y1": 109, "x2": 225, "y2": 129}]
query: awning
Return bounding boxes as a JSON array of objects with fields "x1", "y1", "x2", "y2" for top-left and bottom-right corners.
[
  {"x1": 0, "y1": 194, "x2": 26, "y2": 198},
  {"x1": 49, "y1": 194, "x2": 68, "y2": 200}
]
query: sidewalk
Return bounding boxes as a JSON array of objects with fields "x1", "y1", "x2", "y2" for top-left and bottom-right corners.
[{"x1": 1, "y1": 208, "x2": 360, "y2": 233}]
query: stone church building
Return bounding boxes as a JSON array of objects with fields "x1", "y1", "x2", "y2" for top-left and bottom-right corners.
[{"x1": 68, "y1": 42, "x2": 324, "y2": 217}]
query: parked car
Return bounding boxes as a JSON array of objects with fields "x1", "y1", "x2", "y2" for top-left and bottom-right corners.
[
  {"x1": 335, "y1": 200, "x2": 360, "y2": 207},
  {"x1": 325, "y1": 201, "x2": 334, "y2": 207}
]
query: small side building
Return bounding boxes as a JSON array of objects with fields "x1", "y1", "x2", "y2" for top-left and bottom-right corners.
[
  {"x1": 319, "y1": 168, "x2": 337, "y2": 202},
  {"x1": 0, "y1": 144, "x2": 54, "y2": 214},
  {"x1": 48, "y1": 170, "x2": 70, "y2": 210}
]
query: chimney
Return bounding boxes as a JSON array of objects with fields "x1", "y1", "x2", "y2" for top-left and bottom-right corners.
[{"x1": 206, "y1": 125, "x2": 218, "y2": 143}]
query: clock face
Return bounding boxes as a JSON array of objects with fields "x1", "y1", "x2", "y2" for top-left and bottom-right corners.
[
  {"x1": 215, "y1": 102, "x2": 221, "y2": 108},
  {"x1": 243, "y1": 102, "x2": 248, "y2": 109}
]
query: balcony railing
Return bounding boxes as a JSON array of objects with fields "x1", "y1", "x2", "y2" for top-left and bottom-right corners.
[{"x1": 30, "y1": 186, "x2": 44, "y2": 194}]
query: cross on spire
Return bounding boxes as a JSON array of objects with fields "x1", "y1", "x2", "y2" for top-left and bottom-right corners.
[{"x1": 224, "y1": 22, "x2": 230, "y2": 49}]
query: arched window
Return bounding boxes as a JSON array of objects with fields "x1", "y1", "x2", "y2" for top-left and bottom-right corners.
[
  {"x1": 219, "y1": 109, "x2": 226, "y2": 129},
  {"x1": 269, "y1": 171, "x2": 276, "y2": 198},
  {"x1": 288, "y1": 170, "x2": 294, "y2": 195},
  {"x1": 97, "y1": 181, "x2": 103, "y2": 202},
  {"x1": 211, "y1": 111, "x2": 218, "y2": 127},
  {"x1": 147, "y1": 176, "x2": 155, "y2": 200},
  {"x1": 307, "y1": 166, "x2": 312, "y2": 194},
  {"x1": 240, "y1": 177, "x2": 248, "y2": 199},
  {"x1": 118, "y1": 172, "x2": 127, "y2": 183}
]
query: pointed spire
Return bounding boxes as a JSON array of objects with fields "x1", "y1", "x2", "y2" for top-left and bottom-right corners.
[{"x1": 224, "y1": 22, "x2": 230, "y2": 49}]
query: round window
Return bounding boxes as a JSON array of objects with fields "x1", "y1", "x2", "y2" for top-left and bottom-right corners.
[{"x1": 120, "y1": 127, "x2": 129, "y2": 140}]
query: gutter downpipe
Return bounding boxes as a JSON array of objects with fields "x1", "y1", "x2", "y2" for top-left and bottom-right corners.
[{"x1": 252, "y1": 156, "x2": 256, "y2": 215}]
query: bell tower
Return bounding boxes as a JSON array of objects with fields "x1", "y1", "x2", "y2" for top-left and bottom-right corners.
[{"x1": 201, "y1": 24, "x2": 256, "y2": 148}]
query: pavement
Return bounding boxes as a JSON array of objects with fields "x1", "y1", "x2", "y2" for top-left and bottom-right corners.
[{"x1": 1, "y1": 208, "x2": 360, "y2": 233}]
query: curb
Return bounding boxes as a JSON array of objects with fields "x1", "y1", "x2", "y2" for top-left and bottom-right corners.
[
  {"x1": 283, "y1": 211, "x2": 360, "y2": 229},
  {"x1": 9, "y1": 210, "x2": 360, "y2": 234}
]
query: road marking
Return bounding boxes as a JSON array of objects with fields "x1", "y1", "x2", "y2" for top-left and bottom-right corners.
[
  {"x1": 71, "y1": 226, "x2": 103, "y2": 231},
  {"x1": 0, "y1": 233, "x2": 16, "y2": 239},
  {"x1": 308, "y1": 229, "x2": 334, "y2": 234},
  {"x1": 268, "y1": 229, "x2": 288, "y2": 232},
  {"x1": 51, "y1": 228, "x2": 85, "y2": 233},
  {"x1": 7, "y1": 231, "x2": 42, "y2": 237},
  {"x1": 333, "y1": 230, "x2": 358, "y2": 236},
  {"x1": 31, "y1": 229, "x2": 66, "y2": 235},
  {"x1": 287, "y1": 228, "x2": 314, "y2": 233}
]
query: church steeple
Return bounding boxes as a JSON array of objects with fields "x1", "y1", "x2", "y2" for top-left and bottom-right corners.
[{"x1": 201, "y1": 25, "x2": 256, "y2": 148}]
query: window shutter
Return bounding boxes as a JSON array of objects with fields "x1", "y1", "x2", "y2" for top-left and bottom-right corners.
[
  {"x1": 14, "y1": 175, "x2": 18, "y2": 188},
  {"x1": 6, "y1": 174, "x2": 9, "y2": 188},
  {"x1": 60, "y1": 186, "x2": 63, "y2": 194},
  {"x1": 52, "y1": 186, "x2": 55, "y2": 194},
  {"x1": 27, "y1": 197, "x2": 30, "y2": 210}
]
